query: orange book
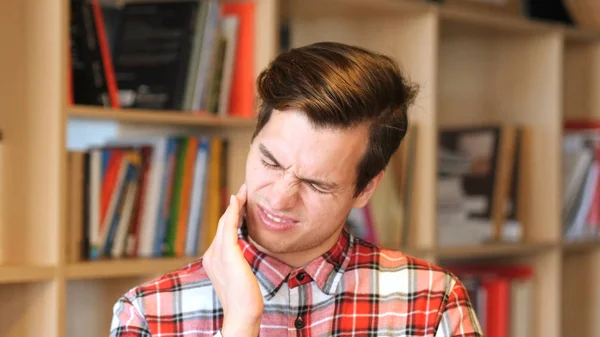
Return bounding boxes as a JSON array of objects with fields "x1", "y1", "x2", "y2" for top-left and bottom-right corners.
[
  {"x1": 175, "y1": 137, "x2": 199, "y2": 256},
  {"x1": 221, "y1": 2, "x2": 255, "y2": 117}
]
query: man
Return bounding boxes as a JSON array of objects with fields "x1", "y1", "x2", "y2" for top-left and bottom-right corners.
[{"x1": 109, "y1": 41, "x2": 482, "y2": 337}]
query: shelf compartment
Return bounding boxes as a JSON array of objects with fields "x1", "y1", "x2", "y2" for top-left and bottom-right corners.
[
  {"x1": 562, "y1": 249, "x2": 600, "y2": 336},
  {"x1": 0, "y1": 282, "x2": 60, "y2": 337},
  {"x1": 436, "y1": 17, "x2": 563, "y2": 249},
  {"x1": 66, "y1": 257, "x2": 198, "y2": 280},
  {"x1": 67, "y1": 276, "x2": 152, "y2": 337},
  {"x1": 563, "y1": 37, "x2": 600, "y2": 120},
  {"x1": 67, "y1": 105, "x2": 257, "y2": 128}
]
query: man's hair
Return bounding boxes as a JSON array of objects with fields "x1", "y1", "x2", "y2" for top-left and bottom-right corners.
[{"x1": 252, "y1": 41, "x2": 419, "y2": 198}]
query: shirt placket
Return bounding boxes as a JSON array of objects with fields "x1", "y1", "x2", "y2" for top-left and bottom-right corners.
[{"x1": 288, "y1": 270, "x2": 309, "y2": 337}]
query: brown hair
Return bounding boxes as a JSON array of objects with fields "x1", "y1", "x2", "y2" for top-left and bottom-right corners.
[{"x1": 253, "y1": 41, "x2": 419, "y2": 198}]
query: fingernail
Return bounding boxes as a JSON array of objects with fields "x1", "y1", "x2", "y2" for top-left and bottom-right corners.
[{"x1": 230, "y1": 195, "x2": 235, "y2": 204}]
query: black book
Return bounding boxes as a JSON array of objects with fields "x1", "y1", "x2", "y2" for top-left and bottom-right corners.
[
  {"x1": 70, "y1": 0, "x2": 110, "y2": 106},
  {"x1": 111, "y1": 0, "x2": 200, "y2": 110}
]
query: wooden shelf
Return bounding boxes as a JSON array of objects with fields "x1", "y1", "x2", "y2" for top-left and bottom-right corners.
[
  {"x1": 283, "y1": 0, "x2": 433, "y2": 19},
  {"x1": 439, "y1": 4, "x2": 554, "y2": 35},
  {"x1": 0, "y1": 265, "x2": 55, "y2": 284},
  {"x1": 67, "y1": 105, "x2": 257, "y2": 128},
  {"x1": 563, "y1": 25, "x2": 600, "y2": 43},
  {"x1": 562, "y1": 240, "x2": 600, "y2": 253},
  {"x1": 434, "y1": 242, "x2": 555, "y2": 259},
  {"x1": 66, "y1": 257, "x2": 199, "y2": 280}
]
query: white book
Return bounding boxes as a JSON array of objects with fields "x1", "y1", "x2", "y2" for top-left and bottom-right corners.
[
  {"x1": 186, "y1": 137, "x2": 211, "y2": 256},
  {"x1": 218, "y1": 15, "x2": 239, "y2": 116},
  {"x1": 88, "y1": 149, "x2": 102, "y2": 259},
  {"x1": 111, "y1": 173, "x2": 139, "y2": 258}
]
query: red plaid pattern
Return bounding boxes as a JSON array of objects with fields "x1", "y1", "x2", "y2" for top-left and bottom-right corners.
[{"x1": 110, "y1": 228, "x2": 482, "y2": 336}]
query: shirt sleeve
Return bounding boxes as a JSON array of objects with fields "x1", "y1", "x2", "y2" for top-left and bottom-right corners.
[
  {"x1": 435, "y1": 277, "x2": 484, "y2": 337},
  {"x1": 109, "y1": 296, "x2": 152, "y2": 337},
  {"x1": 109, "y1": 296, "x2": 224, "y2": 337}
]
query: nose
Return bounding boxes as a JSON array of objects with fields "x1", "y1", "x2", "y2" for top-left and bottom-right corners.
[{"x1": 268, "y1": 173, "x2": 299, "y2": 211}]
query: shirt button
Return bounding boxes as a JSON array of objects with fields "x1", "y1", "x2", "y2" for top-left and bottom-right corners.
[
  {"x1": 296, "y1": 272, "x2": 306, "y2": 281},
  {"x1": 295, "y1": 316, "x2": 305, "y2": 329}
]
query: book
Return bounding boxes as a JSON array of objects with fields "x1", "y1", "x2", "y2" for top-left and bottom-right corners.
[{"x1": 437, "y1": 124, "x2": 526, "y2": 246}]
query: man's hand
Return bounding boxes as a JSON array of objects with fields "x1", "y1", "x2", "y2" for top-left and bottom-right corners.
[{"x1": 203, "y1": 184, "x2": 263, "y2": 337}]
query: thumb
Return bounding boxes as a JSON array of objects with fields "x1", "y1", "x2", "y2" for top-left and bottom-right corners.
[{"x1": 222, "y1": 194, "x2": 241, "y2": 244}]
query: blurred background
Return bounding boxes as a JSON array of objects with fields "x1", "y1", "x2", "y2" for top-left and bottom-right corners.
[{"x1": 0, "y1": 0, "x2": 599, "y2": 336}]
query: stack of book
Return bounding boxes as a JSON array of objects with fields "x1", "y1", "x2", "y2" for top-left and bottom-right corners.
[
  {"x1": 562, "y1": 120, "x2": 600, "y2": 242},
  {"x1": 436, "y1": 124, "x2": 531, "y2": 247},
  {"x1": 66, "y1": 134, "x2": 228, "y2": 261},
  {"x1": 69, "y1": 0, "x2": 255, "y2": 118}
]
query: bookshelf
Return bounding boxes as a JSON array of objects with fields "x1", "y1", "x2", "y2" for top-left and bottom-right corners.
[
  {"x1": 0, "y1": 0, "x2": 599, "y2": 336},
  {"x1": 561, "y1": 20, "x2": 600, "y2": 337}
]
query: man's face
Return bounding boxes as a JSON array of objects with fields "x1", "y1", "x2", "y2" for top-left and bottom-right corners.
[{"x1": 244, "y1": 109, "x2": 377, "y2": 259}]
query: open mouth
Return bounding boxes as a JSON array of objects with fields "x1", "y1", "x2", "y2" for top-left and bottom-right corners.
[{"x1": 257, "y1": 205, "x2": 298, "y2": 231}]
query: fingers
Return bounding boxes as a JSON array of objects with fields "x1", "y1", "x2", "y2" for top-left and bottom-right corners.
[
  {"x1": 209, "y1": 183, "x2": 249, "y2": 256},
  {"x1": 216, "y1": 184, "x2": 247, "y2": 246},
  {"x1": 205, "y1": 184, "x2": 249, "y2": 294},
  {"x1": 222, "y1": 194, "x2": 240, "y2": 244}
]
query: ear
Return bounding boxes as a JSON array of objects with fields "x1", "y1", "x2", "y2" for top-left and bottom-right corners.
[{"x1": 351, "y1": 170, "x2": 385, "y2": 209}]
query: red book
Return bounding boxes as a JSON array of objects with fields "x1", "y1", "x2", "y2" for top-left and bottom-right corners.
[
  {"x1": 221, "y1": 2, "x2": 255, "y2": 118},
  {"x1": 564, "y1": 119, "x2": 600, "y2": 130},
  {"x1": 91, "y1": 0, "x2": 120, "y2": 108},
  {"x1": 481, "y1": 277, "x2": 510, "y2": 337}
]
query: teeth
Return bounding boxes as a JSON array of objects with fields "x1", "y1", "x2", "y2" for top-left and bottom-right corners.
[{"x1": 266, "y1": 212, "x2": 282, "y2": 223}]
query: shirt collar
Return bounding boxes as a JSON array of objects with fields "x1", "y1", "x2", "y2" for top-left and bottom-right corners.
[{"x1": 237, "y1": 224, "x2": 354, "y2": 300}]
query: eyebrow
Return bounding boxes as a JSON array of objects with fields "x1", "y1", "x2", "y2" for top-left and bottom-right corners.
[
  {"x1": 259, "y1": 143, "x2": 339, "y2": 191},
  {"x1": 259, "y1": 143, "x2": 282, "y2": 167}
]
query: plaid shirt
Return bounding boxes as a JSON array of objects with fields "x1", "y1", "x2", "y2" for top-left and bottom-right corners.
[{"x1": 110, "y1": 228, "x2": 482, "y2": 336}]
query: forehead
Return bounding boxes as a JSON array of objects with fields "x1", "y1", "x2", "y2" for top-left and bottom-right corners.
[{"x1": 257, "y1": 109, "x2": 369, "y2": 180}]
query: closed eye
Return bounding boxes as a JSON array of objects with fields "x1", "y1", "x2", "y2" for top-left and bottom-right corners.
[
  {"x1": 261, "y1": 158, "x2": 281, "y2": 169},
  {"x1": 258, "y1": 143, "x2": 336, "y2": 195},
  {"x1": 307, "y1": 183, "x2": 328, "y2": 195}
]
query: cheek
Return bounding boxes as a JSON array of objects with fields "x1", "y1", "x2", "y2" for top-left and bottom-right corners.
[{"x1": 303, "y1": 194, "x2": 349, "y2": 223}]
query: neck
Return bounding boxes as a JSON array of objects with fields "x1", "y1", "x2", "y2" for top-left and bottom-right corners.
[{"x1": 249, "y1": 228, "x2": 344, "y2": 268}]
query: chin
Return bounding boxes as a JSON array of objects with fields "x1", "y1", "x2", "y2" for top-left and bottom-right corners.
[{"x1": 248, "y1": 228, "x2": 295, "y2": 254}]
